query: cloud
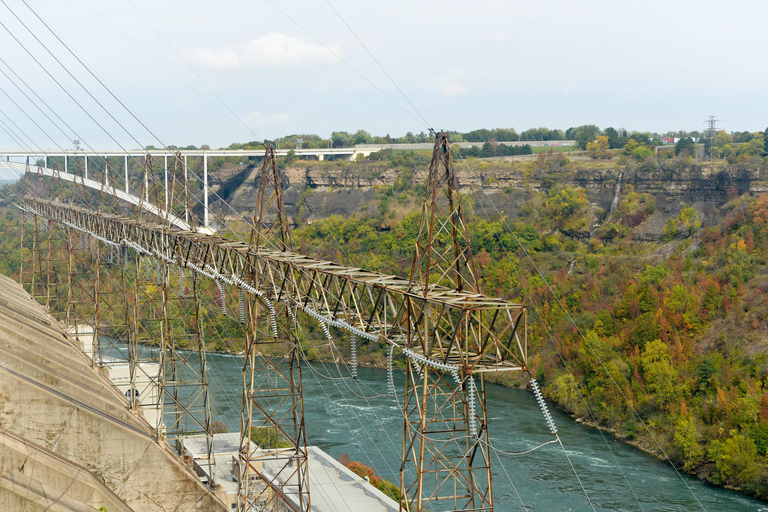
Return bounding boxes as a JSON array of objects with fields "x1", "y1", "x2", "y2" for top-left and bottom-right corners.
[
  {"x1": 187, "y1": 32, "x2": 340, "y2": 70},
  {"x1": 481, "y1": 32, "x2": 506, "y2": 42},
  {"x1": 430, "y1": 69, "x2": 467, "y2": 97},
  {"x1": 242, "y1": 111, "x2": 290, "y2": 130}
]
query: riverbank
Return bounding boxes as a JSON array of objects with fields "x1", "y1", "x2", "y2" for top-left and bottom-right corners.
[
  {"x1": 564, "y1": 403, "x2": 765, "y2": 502},
  {"x1": 222, "y1": 342, "x2": 766, "y2": 504}
]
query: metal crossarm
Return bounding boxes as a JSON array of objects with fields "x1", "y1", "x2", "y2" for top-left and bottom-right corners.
[{"x1": 20, "y1": 195, "x2": 526, "y2": 374}]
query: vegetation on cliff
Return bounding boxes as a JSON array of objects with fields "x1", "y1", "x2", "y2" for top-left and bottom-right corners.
[{"x1": 282, "y1": 155, "x2": 768, "y2": 499}]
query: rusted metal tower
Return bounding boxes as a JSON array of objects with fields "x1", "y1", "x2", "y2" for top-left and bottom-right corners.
[
  {"x1": 239, "y1": 146, "x2": 310, "y2": 511},
  {"x1": 400, "y1": 132, "x2": 525, "y2": 512}
]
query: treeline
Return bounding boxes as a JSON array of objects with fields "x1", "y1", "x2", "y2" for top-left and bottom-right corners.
[
  {"x1": 224, "y1": 126, "x2": 665, "y2": 151},
  {"x1": 453, "y1": 142, "x2": 533, "y2": 158},
  {"x1": 365, "y1": 143, "x2": 533, "y2": 166},
  {"x1": 169, "y1": 125, "x2": 768, "y2": 156}
]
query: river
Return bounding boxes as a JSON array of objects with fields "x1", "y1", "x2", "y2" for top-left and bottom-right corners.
[{"x1": 200, "y1": 353, "x2": 767, "y2": 512}]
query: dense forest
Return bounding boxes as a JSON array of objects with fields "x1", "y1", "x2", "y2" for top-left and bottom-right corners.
[
  {"x1": 4, "y1": 126, "x2": 768, "y2": 500},
  {"x1": 282, "y1": 168, "x2": 768, "y2": 499}
]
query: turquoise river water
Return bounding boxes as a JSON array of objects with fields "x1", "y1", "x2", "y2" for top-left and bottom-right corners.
[{"x1": 200, "y1": 353, "x2": 768, "y2": 512}]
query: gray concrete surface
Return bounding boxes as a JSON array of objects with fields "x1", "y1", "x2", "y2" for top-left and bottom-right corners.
[{"x1": 0, "y1": 274, "x2": 228, "y2": 511}]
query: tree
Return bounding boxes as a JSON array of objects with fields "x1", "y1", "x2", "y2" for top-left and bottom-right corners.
[
  {"x1": 623, "y1": 139, "x2": 639, "y2": 155},
  {"x1": 631, "y1": 146, "x2": 653, "y2": 161},
  {"x1": 732, "y1": 131, "x2": 755, "y2": 143},
  {"x1": 675, "y1": 137, "x2": 695, "y2": 156},
  {"x1": 603, "y1": 127, "x2": 627, "y2": 149},
  {"x1": 679, "y1": 206, "x2": 701, "y2": 235},
  {"x1": 544, "y1": 186, "x2": 589, "y2": 232},
  {"x1": 586, "y1": 136, "x2": 610, "y2": 159},
  {"x1": 331, "y1": 131, "x2": 353, "y2": 147},
  {"x1": 764, "y1": 127, "x2": 768, "y2": 155},
  {"x1": 721, "y1": 144, "x2": 737, "y2": 163},
  {"x1": 708, "y1": 431, "x2": 760, "y2": 486},
  {"x1": 567, "y1": 125, "x2": 601, "y2": 150},
  {"x1": 714, "y1": 130, "x2": 733, "y2": 148},
  {"x1": 743, "y1": 135, "x2": 765, "y2": 156},
  {"x1": 674, "y1": 415, "x2": 703, "y2": 470},
  {"x1": 519, "y1": 127, "x2": 563, "y2": 141},
  {"x1": 463, "y1": 128, "x2": 492, "y2": 142},
  {"x1": 640, "y1": 339, "x2": 679, "y2": 406},
  {"x1": 480, "y1": 142, "x2": 495, "y2": 158}
]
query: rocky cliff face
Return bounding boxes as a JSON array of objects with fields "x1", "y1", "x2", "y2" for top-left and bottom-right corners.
[{"x1": 209, "y1": 160, "x2": 768, "y2": 240}]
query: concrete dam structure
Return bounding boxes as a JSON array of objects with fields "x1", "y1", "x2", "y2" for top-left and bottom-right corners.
[{"x1": 0, "y1": 273, "x2": 228, "y2": 511}]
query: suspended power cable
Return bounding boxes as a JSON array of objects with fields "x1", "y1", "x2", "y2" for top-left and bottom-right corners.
[
  {"x1": 3, "y1": 1, "x2": 324, "y2": 257},
  {"x1": 0, "y1": 8, "x2": 263, "y2": 245},
  {"x1": 0, "y1": 18, "x2": 145, "y2": 155},
  {"x1": 0, "y1": 119, "x2": 35, "y2": 153},
  {"x1": 298, "y1": 320, "x2": 405, "y2": 479},
  {"x1": 262, "y1": 0, "x2": 429, "y2": 130},
  {"x1": 121, "y1": 0, "x2": 266, "y2": 145},
  {"x1": 491, "y1": 449, "x2": 530, "y2": 512},
  {"x1": 462, "y1": 150, "x2": 700, "y2": 511},
  {"x1": 484, "y1": 196, "x2": 706, "y2": 511},
  {"x1": 82, "y1": 0, "x2": 263, "y2": 144},
  {"x1": 0, "y1": 55, "x2": 108, "y2": 156},
  {"x1": 469, "y1": 158, "x2": 647, "y2": 511},
  {"x1": 0, "y1": 85, "x2": 69, "y2": 152},
  {"x1": 0, "y1": 109, "x2": 47, "y2": 155},
  {"x1": 301, "y1": 349, "x2": 396, "y2": 479},
  {"x1": 322, "y1": 0, "x2": 432, "y2": 129},
  {"x1": 485, "y1": 439, "x2": 558, "y2": 457},
  {"x1": 7, "y1": 1, "x2": 163, "y2": 150}
]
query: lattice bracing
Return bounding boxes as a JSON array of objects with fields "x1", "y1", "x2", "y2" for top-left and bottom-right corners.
[
  {"x1": 240, "y1": 147, "x2": 310, "y2": 512},
  {"x1": 15, "y1": 134, "x2": 527, "y2": 512}
]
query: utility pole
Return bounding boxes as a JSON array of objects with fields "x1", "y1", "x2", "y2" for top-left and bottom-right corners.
[{"x1": 706, "y1": 115, "x2": 717, "y2": 160}]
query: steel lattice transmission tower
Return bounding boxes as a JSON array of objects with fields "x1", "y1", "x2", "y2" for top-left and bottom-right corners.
[
  {"x1": 239, "y1": 146, "x2": 311, "y2": 511},
  {"x1": 400, "y1": 132, "x2": 526, "y2": 512},
  {"x1": 706, "y1": 115, "x2": 718, "y2": 160}
]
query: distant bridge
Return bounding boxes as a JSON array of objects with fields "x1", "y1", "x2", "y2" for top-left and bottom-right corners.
[{"x1": 0, "y1": 139, "x2": 576, "y2": 166}]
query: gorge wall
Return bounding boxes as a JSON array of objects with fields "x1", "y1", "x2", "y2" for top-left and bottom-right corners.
[{"x1": 207, "y1": 159, "x2": 768, "y2": 240}]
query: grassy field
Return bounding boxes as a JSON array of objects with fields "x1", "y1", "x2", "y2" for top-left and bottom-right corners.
[{"x1": 530, "y1": 144, "x2": 578, "y2": 154}]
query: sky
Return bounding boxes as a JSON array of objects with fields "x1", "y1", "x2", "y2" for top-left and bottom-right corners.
[{"x1": 0, "y1": 0, "x2": 767, "y2": 150}]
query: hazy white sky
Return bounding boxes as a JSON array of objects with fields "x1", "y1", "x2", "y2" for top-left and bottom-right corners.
[{"x1": 0, "y1": 0, "x2": 766, "y2": 150}]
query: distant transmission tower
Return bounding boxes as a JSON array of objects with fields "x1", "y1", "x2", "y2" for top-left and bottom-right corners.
[{"x1": 706, "y1": 115, "x2": 717, "y2": 160}]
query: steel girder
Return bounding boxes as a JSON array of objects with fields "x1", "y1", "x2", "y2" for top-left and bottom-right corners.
[{"x1": 20, "y1": 195, "x2": 527, "y2": 376}]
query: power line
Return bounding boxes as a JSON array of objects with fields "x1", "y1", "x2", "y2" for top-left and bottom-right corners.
[
  {"x1": 0, "y1": 56, "x2": 92, "y2": 152},
  {"x1": 262, "y1": 0, "x2": 430, "y2": 130},
  {"x1": 461, "y1": 151, "x2": 707, "y2": 511},
  {"x1": 0, "y1": 85, "x2": 68, "y2": 152},
  {"x1": 121, "y1": 0, "x2": 266, "y2": 146},
  {"x1": 81, "y1": 0, "x2": 261, "y2": 144},
  {"x1": 12, "y1": 0, "x2": 162, "y2": 149},
  {"x1": 322, "y1": 0, "x2": 432, "y2": 130},
  {"x1": 0, "y1": 2, "x2": 257, "y2": 240},
  {"x1": 0, "y1": 63, "x2": 72, "y2": 143}
]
